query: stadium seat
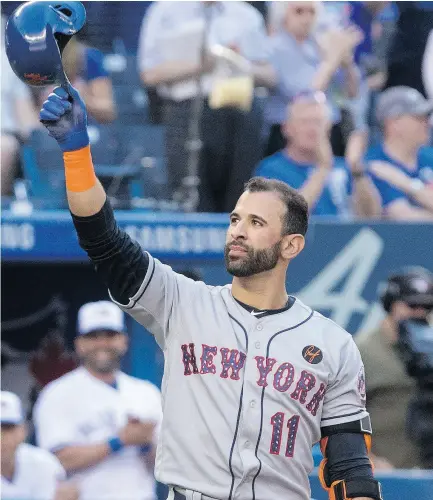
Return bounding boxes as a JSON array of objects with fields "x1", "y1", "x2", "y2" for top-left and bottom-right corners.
[
  {"x1": 21, "y1": 130, "x2": 66, "y2": 208},
  {"x1": 22, "y1": 125, "x2": 156, "y2": 209}
]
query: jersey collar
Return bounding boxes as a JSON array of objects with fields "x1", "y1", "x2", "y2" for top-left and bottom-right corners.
[{"x1": 234, "y1": 296, "x2": 295, "y2": 319}]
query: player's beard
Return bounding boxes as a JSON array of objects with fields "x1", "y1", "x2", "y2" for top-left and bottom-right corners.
[
  {"x1": 224, "y1": 240, "x2": 281, "y2": 277},
  {"x1": 80, "y1": 348, "x2": 122, "y2": 374}
]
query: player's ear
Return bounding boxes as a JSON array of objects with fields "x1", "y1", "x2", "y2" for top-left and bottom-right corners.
[
  {"x1": 119, "y1": 333, "x2": 129, "y2": 354},
  {"x1": 19, "y1": 423, "x2": 28, "y2": 443},
  {"x1": 281, "y1": 234, "x2": 305, "y2": 261},
  {"x1": 74, "y1": 337, "x2": 84, "y2": 356}
]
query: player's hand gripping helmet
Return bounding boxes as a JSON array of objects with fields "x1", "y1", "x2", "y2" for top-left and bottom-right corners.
[{"x1": 5, "y1": 1, "x2": 86, "y2": 87}]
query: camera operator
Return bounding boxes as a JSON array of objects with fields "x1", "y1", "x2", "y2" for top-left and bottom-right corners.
[
  {"x1": 356, "y1": 267, "x2": 433, "y2": 469},
  {"x1": 398, "y1": 273, "x2": 433, "y2": 469}
]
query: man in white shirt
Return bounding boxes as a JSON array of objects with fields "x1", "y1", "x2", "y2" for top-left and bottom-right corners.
[
  {"x1": 1, "y1": 391, "x2": 76, "y2": 500},
  {"x1": 33, "y1": 301, "x2": 162, "y2": 500},
  {"x1": 138, "y1": 1, "x2": 276, "y2": 212}
]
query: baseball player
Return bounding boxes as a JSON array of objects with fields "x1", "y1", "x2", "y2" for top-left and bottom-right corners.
[
  {"x1": 1, "y1": 391, "x2": 77, "y2": 500},
  {"x1": 38, "y1": 84, "x2": 382, "y2": 500},
  {"x1": 33, "y1": 301, "x2": 162, "y2": 500}
]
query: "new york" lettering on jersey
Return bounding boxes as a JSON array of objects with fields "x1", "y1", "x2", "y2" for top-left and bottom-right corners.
[{"x1": 180, "y1": 343, "x2": 326, "y2": 416}]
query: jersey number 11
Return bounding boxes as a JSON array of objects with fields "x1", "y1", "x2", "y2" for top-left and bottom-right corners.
[{"x1": 269, "y1": 412, "x2": 300, "y2": 457}]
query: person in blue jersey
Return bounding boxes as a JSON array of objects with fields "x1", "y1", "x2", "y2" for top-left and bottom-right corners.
[
  {"x1": 35, "y1": 37, "x2": 116, "y2": 124},
  {"x1": 255, "y1": 91, "x2": 380, "y2": 218},
  {"x1": 367, "y1": 86, "x2": 433, "y2": 220}
]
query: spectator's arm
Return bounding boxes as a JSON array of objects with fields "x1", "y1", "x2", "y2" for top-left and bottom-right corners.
[
  {"x1": 351, "y1": 175, "x2": 382, "y2": 218},
  {"x1": 250, "y1": 61, "x2": 277, "y2": 88},
  {"x1": 83, "y1": 77, "x2": 116, "y2": 123},
  {"x1": 14, "y1": 83, "x2": 39, "y2": 139},
  {"x1": 386, "y1": 199, "x2": 433, "y2": 221},
  {"x1": 314, "y1": 28, "x2": 363, "y2": 95},
  {"x1": 311, "y1": 59, "x2": 342, "y2": 93},
  {"x1": 299, "y1": 168, "x2": 330, "y2": 212},
  {"x1": 370, "y1": 161, "x2": 433, "y2": 212},
  {"x1": 341, "y1": 57, "x2": 360, "y2": 98},
  {"x1": 299, "y1": 130, "x2": 333, "y2": 212},
  {"x1": 54, "y1": 444, "x2": 112, "y2": 473},
  {"x1": 82, "y1": 49, "x2": 116, "y2": 123},
  {"x1": 346, "y1": 131, "x2": 381, "y2": 218}
]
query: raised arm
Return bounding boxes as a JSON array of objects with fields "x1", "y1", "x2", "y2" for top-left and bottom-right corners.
[
  {"x1": 39, "y1": 86, "x2": 147, "y2": 303},
  {"x1": 39, "y1": 86, "x2": 206, "y2": 348}
]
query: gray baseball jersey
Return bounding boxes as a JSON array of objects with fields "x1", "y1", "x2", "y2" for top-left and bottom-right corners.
[{"x1": 111, "y1": 253, "x2": 369, "y2": 500}]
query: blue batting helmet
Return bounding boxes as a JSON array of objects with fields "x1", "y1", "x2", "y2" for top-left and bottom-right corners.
[{"x1": 5, "y1": 1, "x2": 86, "y2": 87}]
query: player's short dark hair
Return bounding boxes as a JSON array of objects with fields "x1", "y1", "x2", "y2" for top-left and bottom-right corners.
[{"x1": 244, "y1": 177, "x2": 309, "y2": 236}]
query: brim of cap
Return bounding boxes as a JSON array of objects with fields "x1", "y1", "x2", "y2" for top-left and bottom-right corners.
[
  {"x1": 378, "y1": 101, "x2": 433, "y2": 121},
  {"x1": 1, "y1": 419, "x2": 23, "y2": 425},
  {"x1": 404, "y1": 294, "x2": 433, "y2": 307},
  {"x1": 412, "y1": 101, "x2": 433, "y2": 116},
  {"x1": 78, "y1": 328, "x2": 124, "y2": 336}
]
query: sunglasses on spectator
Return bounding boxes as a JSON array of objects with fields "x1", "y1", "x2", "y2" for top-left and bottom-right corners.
[{"x1": 1, "y1": 423, "x2": 19, "y2": 430}]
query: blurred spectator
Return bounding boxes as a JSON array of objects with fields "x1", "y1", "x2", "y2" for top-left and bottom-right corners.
[
  {"x1": 1, "y1": 15, "x2": 39, "y2": 196},
  {"x1": 367, "y1": 86, "x2": 433, "y2": 220},
  {"x1": 34, "y1": 37, "x2": 116, "y2": 124},
  {"x1": 423, "y1": 29, "x2": 433, "y2": 100},
  {"x1": 255, "y1": 92, "x2": 380, "y2": 217},
  {"x1": 138, "y1": 1, "x2": 275, "y2": 212},
  {"x1": 33, "y1": 301, "x2": 162, "y2": 500},
  {"x1": 1, "y1": 391, "x2": 78, "y2": 500},
  {"x1": 385, "y1": 2, "x2": 433, "y2": 97},
  {"x1": 264, "y1": 1, "x2": 362, "y2": 157},
  {"x1": 356, "y1": 267, "x2": 433, "y2": 468}
]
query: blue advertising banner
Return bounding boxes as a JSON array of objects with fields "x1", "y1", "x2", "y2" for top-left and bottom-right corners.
[{"x1": 2, "y1": 210, "x2": 433, "y2": 334}]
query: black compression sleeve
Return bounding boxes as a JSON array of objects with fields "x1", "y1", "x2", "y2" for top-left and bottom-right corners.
[
  {"x1": 71, "y1": 200, "x2": 149, "y2": 304},
  {"x1": 326, "y1": 433, "x2": 374, "y2": 484}
]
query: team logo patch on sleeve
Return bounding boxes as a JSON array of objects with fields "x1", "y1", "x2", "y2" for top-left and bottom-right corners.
[{"x1": 302, "y1": 345, "x2": 323, "y2": 364}]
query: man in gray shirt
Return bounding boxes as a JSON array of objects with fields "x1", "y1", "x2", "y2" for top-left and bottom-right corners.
[{"x1": 138, "y1": 1, "x2": 275, "y2": 212}]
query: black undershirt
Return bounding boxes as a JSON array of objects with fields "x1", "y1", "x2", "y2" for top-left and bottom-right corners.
[{"x1": 234, "y1": 296, "x2": 296, "y2": 319}]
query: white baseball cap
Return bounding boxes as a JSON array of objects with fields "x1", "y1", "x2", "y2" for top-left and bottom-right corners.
[
  {"x1": 77, "y1": 301, "x2": 125, "y2": 336},
  {"x1": 1, "y1": 391, "x2": 24, "y2": 425}
]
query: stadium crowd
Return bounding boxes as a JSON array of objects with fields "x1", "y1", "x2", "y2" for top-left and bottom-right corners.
[
  {"x1": 1, "y1": 1, "x2": 433, "y2": 500},
  {"x1": 1, "y1": 1, "x2": 433, "y2": 217}
]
